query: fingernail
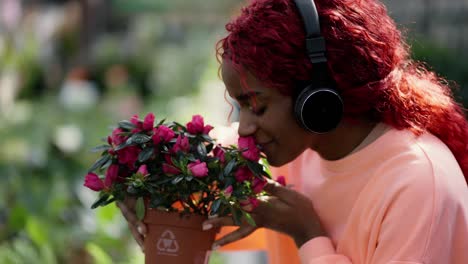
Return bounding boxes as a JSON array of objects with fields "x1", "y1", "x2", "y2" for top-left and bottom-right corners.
[
  {"x1": 202, "y1": 224, "x2": 213, "y2": 231},
  {"x1": 212, "y1": 244, "x2": 220, "y2": 250},
  {"x1": 137, "y1": 226, "x2": 144, "y2": 235},
  {"x1": 208, "y1": 214, "x2": 218, "y2": 219}
]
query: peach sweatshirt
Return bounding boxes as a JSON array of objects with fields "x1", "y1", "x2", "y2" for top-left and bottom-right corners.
[{"x1": 289, "y1": 124, "x2": 468, "y2": 264}]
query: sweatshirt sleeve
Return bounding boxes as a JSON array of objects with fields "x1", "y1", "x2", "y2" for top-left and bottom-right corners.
[{"x1": 298, "y1": 237, "x2": 351, "y2": 264}]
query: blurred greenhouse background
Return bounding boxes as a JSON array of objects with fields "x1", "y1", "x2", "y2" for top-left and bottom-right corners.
[{"x1": 0, "y1": 0, "x2": 467, "y2": 263}]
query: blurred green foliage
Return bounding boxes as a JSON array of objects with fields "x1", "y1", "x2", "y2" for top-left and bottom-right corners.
[
  {"x1": 411, "y1": 36, "x2": 468, "y2": 108},
  {"x1": 0, "y1": 1, "x2": 230, "y2": 262},
  {"x1": 0, "y1": 98, "x2": 138, "y2": 263}
]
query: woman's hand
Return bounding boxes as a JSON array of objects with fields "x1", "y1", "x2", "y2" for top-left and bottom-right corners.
[
  {"x1": 202, "y1": 179, "x2": 326, "y2": 249},
  {"x1": 116, "y1": 197, "x2": 147, "y2": 252}
]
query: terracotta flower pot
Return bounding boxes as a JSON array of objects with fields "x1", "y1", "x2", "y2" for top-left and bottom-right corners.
[{"x1": 143, "y1": 208, "x2": 218, "y2": 264}]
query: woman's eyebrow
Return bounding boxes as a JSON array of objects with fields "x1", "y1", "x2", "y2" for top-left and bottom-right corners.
[{"x1": 236, "y1": 91, "x2": 262, "y2": 102}]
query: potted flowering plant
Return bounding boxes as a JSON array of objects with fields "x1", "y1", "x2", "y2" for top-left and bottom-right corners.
[{"x1": 84, "y1": 113, "x2": 270, "y2": 263}]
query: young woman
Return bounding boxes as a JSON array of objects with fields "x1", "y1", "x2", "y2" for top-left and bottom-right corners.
[{"x1": 119, "y1": 0, "x2": 468, "y2": 262}]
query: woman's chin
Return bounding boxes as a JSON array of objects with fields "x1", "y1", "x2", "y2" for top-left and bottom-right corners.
[{"x1": 265, "y1": 155, "x2": 287, "y2": 168}]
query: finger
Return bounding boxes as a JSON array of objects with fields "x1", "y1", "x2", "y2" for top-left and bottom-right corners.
[
  {"x1": 202, "y1": 216, "x2": 235, "y2": 231},
  {"x1": 127, "y1": 222, "x2": 145, "y2": 252},
  {"x1": 116, "y1": 201, "x2": 148, "y2": 236},
  {"x1": 263, "y1": 178, "x2": 299, "y2": 205},
  {"x1": 212, "y1": 225, "x2": 256, "y2": 249},
  {"x1": 120, "y1": 196, "x2": 137, "y2": 209},
  {"x1": 117, "y1": 201, "x2": 138, "y2": 224}
]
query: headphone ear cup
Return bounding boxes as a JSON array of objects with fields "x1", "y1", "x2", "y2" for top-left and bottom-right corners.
[{"x1": 294, "y1": 86, "x2": 344, "y2": 133}]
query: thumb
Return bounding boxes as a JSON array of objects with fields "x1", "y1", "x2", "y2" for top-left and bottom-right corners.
[{"x1": 263, "y1": 178, "x2": 298, "y2": 205}]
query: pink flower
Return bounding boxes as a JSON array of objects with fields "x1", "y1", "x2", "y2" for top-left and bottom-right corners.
[
  {"x1": 143, "y1": 113, "x2": 155, "y2": 131},
  {"x1": 203, "y1": 125, "x2": 214, "y2": 134},
  {"x1": 84, "y1": 173, "x2": 105, "y2": 191},
  {"x1": 186, "y1": 115, "x2": 214, "y2": 135},
  {"x1": 186, "y1": 115, "x2": 203, "y2": 134},
  {"x1": 238, "y1": 136, "x2": 260, "y2": 161},
  {"x1": 152, "y1": 125, "x2": 175, "y2": 145},
  {"x1": 276, "y1": 176, "x2": 286, "y2": 186},
  {"x1": 212, "y1": 146, "x2": 226, "y2": 163},
  {"x1": 223, "y1": 185, "x2": 233, "y2": 198},
  {"x1": 162, "y1": 163, "x2": 181, "y2": 175},
  {"x1": 234, "y1": 166, "x2": 253, "y2": 182},
  {"x1": 108, "y1": 148, "x2": 115, "y2": 156},
  {"x1": 130, "y1": 114, "x2": 140, "y2": 126},
  {"x1": 110, "y1": 128, "x2": 127, "y2": 146},
  {"x1": 117, "y1": 146, "x2": 141, "y2": 169},
  {"x1": 252, "y1": 177, "x2": 267, "y2": 194},
  {"x1": 164, "y1": 154, "x2": 173, "y2": 164},
  {"x1": 188, "y1": 160, "x2": 208, "y2": 178},
  {"x1": 171, "y1": 135, "x2": 190, "y2": 153},
  {"x1": 104, "y1": 164, "x2": 119, "y2": 188},
  {"x1": 130, "y1": 114, "x2": 143, "y2": 133},
  {"x1": 240, "y1": 197, "x2": 260, "y2": 212},
  {"x1": 137, "y1": 164, "x2": 149, "y2": 176}
]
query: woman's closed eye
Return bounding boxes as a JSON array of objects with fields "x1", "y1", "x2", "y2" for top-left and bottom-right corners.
[{"x1": 249, "y1": 105, "x2": 267, "y2": 116}]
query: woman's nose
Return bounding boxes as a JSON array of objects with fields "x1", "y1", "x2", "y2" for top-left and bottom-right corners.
[{"x1": 237, "y1": 109, "x2": 257, "y2": 137}]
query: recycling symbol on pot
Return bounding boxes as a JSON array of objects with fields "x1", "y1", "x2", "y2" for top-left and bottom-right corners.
[{"x1": 157, "y1": 230, "x2": 179, "y2": 255}]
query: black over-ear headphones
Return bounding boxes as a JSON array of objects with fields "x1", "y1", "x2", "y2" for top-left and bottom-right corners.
[{"x1": 292, "y1": 0, "x2": 344, "y2": 133}]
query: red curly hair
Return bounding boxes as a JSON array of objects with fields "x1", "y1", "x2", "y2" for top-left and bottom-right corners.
[{"x1": 217, "y1": 0, "x2": 468, "y2": 181}]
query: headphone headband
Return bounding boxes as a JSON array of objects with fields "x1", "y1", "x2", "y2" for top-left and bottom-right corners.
[
  {"x1": 293, "y1": 0, "x2": 327, "y2": 64},
  {"x1": 292, "y1": 0, "x2": 344, "y2": 133}
]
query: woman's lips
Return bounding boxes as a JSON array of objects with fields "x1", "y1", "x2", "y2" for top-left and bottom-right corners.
[{"x1": 257, "y1": 140, "x2": 274, "y2": 150}]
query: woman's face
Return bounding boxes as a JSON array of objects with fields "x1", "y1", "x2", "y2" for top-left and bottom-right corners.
[{"x1": 221, "y1": 60, "x2": 318, "y2": 166}]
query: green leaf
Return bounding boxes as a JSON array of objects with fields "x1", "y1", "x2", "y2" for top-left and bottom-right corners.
[
  {"x1": 197, "y1": 142, "x2": 207, "y2": 157},
  {"x1": 223, "y1": 159, "x2": 237, "y2": 177},
  {"x1": 88, "y1": 155, "x2": 111, "y2": 172},
  {"x1": 91, "y1": 194, "x2": 110, "y2": 209},
  {"x1": 128, "y1": 133, "x2": 151, "y2": 144},
  {"x1": 246, "y1": 161, "x2": 263, "y2": 176},
  {"x1": 90, "y1": 144, "x2": 111, "y2": 153},
  {"x1": 218, "y1": 171, "x2": 224, "y2": 181},
  {"x1": 261, "y1": 169, "x2": 271, "y2": 178},
  {"x1": 114, "y1": 142, "x2": 131, "y2": 151},
  {"x1": 101, "y1": 158, "x2": 113, "y2": 170},
  {"x1": 118, "y1": 120, "x2": 137, "y2": 130},
  {"x1": 101, "y1": 197, "x2": 116, "y2": 207},
  {"x1": 157, "y1": 118, "x2": 166, "y2": 126},
  {"x1": 205, "y1": 143, "x2": 214, "y2": 153},
  {"x1": 243, "y1": 211, "x2": 256, "y2": 227},
  {"x1": 201, "y1": 134, "x2": 214, "y2": 143},
  {"x1": 231, "y1": 207, "x2": 243, "y2": 226},
  {"x1": 126, "y1": 185, "x2": 138, "y2": 194},
  {"x1": 154, "y1": 177, "x2": 174, "y2": 185},
  {"x1": 173, "y1": 121, "x2": 185, "y2": 129},
  {"x1": 138, "y1": 147, "x2": 154, "y2": 162},
  {"x1": 171, "y1": 175, "x2": 184, "y2": 185},
  {"x1": 210, "y1": 199, "x2": 221, "y2": 215},
  {"x1": 150, "y1": 197, "x2": 166, "y2": 208},
  {"x1": 185, "y1": 133, "x2": 196, "y2": 138},
  {"x1": 136, "y1": 197, "x2": 145, "y2": 221},
  {"x1": 225, "y1": 177, "x2": 235, "y2": 187}
]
